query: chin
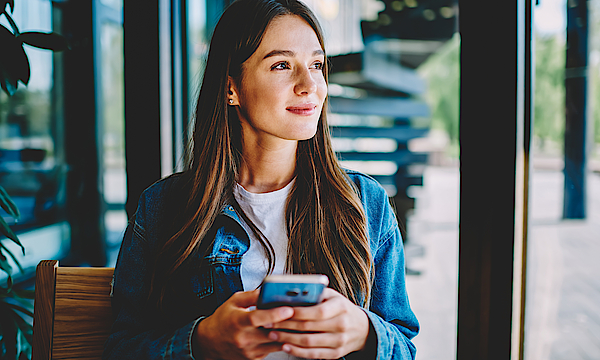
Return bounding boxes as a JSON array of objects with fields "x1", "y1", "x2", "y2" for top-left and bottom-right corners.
[{"x1": 289, "y1": 125, "x2": 319, "y2": 141}]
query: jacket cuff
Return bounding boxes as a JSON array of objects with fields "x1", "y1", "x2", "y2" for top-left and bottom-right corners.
[
  {"x1": 166, "y1": 317, "x2": 206, "y2": 360},
  {"x1": 363, "y1": 309, "x2": 415, "y2": 360}
]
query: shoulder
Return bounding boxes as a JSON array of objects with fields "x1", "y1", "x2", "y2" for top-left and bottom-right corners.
[
  {"x1": 133, "y1": 172, "x2": 190, "y2": 234},
  {"x1": 343, "y1": 169, "x2": 398, "y2": 243},
  {"x1": 140, "y1": 172, "x2": 187, "y2": 202},
  {"x1": 344, "y1": 169, "x2": 390, "y2": 204}
]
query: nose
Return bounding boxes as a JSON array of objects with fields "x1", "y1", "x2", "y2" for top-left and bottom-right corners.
[{"x1": 294, "y1": 66, "x2": 318, "y2": 96}]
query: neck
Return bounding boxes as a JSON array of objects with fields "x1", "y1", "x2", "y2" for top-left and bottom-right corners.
[{"x1": 238, "y1": 139, "x2": 297, "y2": 194}]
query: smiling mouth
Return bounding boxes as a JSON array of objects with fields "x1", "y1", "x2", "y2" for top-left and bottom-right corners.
[{"x1": 286, "y1": 104, "x2": 317, "y2": 116}]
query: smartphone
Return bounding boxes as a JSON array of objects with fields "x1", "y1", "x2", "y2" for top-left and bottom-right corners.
[{"x1": 257, "y1": 274, "x2": 329, "y2": 309}]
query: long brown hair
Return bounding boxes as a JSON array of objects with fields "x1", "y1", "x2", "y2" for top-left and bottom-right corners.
[{"x1": 150, "y1": 0, "x2": 373, "y2": 309}]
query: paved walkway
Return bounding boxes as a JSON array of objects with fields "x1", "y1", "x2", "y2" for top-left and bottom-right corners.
[{"x1": 405, "y1": 164, "x2": 600, "y2": 360}]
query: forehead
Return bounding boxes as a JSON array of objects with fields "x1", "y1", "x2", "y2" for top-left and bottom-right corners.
[{"x1": 255, "y1": 15, "x2": 323, "y2": 57}]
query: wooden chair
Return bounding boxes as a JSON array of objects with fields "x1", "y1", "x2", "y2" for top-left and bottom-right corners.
[{"x1": 32, "y1": 260, "x2": 115, "y2": 360}]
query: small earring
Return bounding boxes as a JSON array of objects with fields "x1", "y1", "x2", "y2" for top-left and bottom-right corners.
[{"x1": 228, "y1": 99, "x2": 234, "y2": 105}]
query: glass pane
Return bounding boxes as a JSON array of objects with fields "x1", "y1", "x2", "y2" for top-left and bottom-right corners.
[
  {"x1": 0, "y1": 0, "x2": 65, "y2": 231},
  {"x1": 100, "y1": 0, "x2": 123, "y2": 11},
  {"x1": 0, "y1": 0, "x2": 69, "y2": 275},
  {"x1": 406, "y1": 34, "x2": 460, "y2": 360},
  {"x1": 305, "y1": 2, "x2": 461, "y2": 359},
  {"x1": 525, "y1": 0, "x2": 600, "y2": 358},
  {"x1": 187, "y1": 0, "x2": 208, "y2": 122},
  {"x1": 100, "y1": 21, "x2": 127, "y2": 266},
  {"x1": 186, "y1": 2, "x2": 460, "y2": 357}
]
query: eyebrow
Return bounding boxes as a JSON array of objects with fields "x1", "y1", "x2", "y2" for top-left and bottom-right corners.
[{"x1": 263, "y1": 49, "x2": 325, "y2": 59}]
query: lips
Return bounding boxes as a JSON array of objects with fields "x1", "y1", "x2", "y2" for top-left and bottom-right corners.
[{"x1": 286, "y1": 103, "x2": 317, "y2": 116}]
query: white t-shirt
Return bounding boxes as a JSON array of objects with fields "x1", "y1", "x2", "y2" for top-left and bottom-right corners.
[
  {"x1": 233, "y1": 181, "x2": 303, "y2": 360},
  {"x1": 234, "y1": 181, "x2": 291, "y2": 291}
]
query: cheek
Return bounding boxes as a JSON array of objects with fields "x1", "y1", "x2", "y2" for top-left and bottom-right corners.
[
  {"x1": 244, "y1": 78, "x2": 286, "y2": 110},
  {"x1": 317, "y1": 80, "x2": 328, "y2": 103}
]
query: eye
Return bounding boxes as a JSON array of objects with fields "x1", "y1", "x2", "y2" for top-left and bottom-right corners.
[
  {"x1": 312, "y1": 61, "x2": 324, "y2": 70},
  {"x1": 271, "y1": 61, "x2": 290, "y2": 70}
]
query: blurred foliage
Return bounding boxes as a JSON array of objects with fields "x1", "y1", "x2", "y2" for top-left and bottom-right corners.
[
  {"x1": 534, "y1": 33, "x2": 566, "y2": 149},
  {"x1": 0, "y1": 0, "x2": 68, "y2": 96},
  {"x1": 1, "y1": 185, "x2": 33, "y2": 360},
  {"x1": 418, "y1": 25, "x2": 600, "y2": 157},
  {"x1": 0, "y1": 0, "x2": 60, "y2": 358},
  {"x1": 591, "y1": 0, "x2": 600, "y2": 148},
  {"x1": 418, "y1": 33, "x2": 460, "y2": 151}
]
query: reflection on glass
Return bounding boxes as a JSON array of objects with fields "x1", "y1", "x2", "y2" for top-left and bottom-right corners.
[
  {"x1": 99, "y1": 20, "x2": 126, "y2": 266},
  {"x1": 100, "y1": 22, "x2": 125, "y2": 205},
  {"x1": 100, "y1": 0, "x2": 123, "y2": 11},
  {"x1": 0, "y1": 0, "x2": 65, "y2": 232},
  {"x1": 405, "y1": 34, "x2": 460, "y2": 360},
  {"x1": 525, "y1": 0, "x2": 600, "y2": 358},
  {"x1": 187, "y1": 0, "x2": 208, "y2": 121}
]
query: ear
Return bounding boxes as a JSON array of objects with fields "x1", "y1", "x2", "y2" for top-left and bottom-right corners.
[{"x1": 227, "y1": 76, "x2": 240, "y2": 106}]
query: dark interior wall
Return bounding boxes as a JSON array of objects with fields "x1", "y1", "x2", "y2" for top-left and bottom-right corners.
[
  {"x1": 457, "y1": 0, "x2": 533, "y2": 359},
  {"x1": 60, "y1": 0, "x2": 106, "y2": 266},
  {"x1": 123, "y1": 0, "x2": 162, "y2": 219}
]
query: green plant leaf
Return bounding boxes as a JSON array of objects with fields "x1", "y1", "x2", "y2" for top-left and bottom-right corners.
[
  {"x1": 0, "y1": 253, "x2": 14, "y2": 293},
  {"x1": 0, "y1": 185, "x2": 21, "y2": 219},
  {"x1": 1, "y1": 0, "x2": 14, "y2": 14},
  {"x1": 0, "y1": 305, "x2": 18, "y2": 360},
  {"x1": 0, "y1": 218, "x2": 24, "y2": 254},
  {"x1": 0, "y1": 242, "x2": 24, "y2": 273},
  {"x1": 14, "y1": 312, "x2": 34, "y2": 355},
  {"x1": 0, "y1": 250, "x2": 13, "y2": 277},
  {"x1": 5, "y1": 302, "x2": 33, "y2": 319},
  {"x1": 12, "y1": 288, "x2": 34, "y2": 300},
  {"x1": 0, "y1": 24, "x2": 30, "y2": 96},
  {"x1": 2, "y1": 8, "x2": 19, "y2": 36},
  {"x1": 3, "y1": 286, "x2": 33, "y2": 311},
  {"x1": 19, "y1": 31, "x2": 70, "y2": 51}
]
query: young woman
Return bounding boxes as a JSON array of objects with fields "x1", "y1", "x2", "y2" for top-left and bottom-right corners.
[{"x1": 103, "y1": 0, "x2": 418, "y2": 359}]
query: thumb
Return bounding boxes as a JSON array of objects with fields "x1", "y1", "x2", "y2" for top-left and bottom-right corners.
[{"x1": 228, "y1": 289, "x2": 260, "y2": 308}]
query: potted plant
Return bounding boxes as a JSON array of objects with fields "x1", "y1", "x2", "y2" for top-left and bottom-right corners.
[
  {"x1": 0, "y1": 185, "x2": 31, "y2": 360},
  {"x1": 1, "y1": 0, "x2": 69, "y2": 358},
  {"x1": 0, "y1": 0, "x2": 69, "y2": 96}
]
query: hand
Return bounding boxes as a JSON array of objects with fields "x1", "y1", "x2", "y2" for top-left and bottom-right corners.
[
  {"x1": 267, "y1": 288, "x2": 371, "y2": 359},
  {"x1": 193, "y1": 289, "x2": 295, "y2": 360}
]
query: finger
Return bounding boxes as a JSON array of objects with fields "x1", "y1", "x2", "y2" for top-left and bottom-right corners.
[
  {"x1": 249, "y1": 341, "x2": 287, "y2": 359},
  {"x1": 288, "y1": 295, "x2": 345, "y2": 321},
  {"x1": 319, "y1": 287, "x2": 339, "y2": 300},
  {"x1": 272, "y1": 318, "x2": 335, "y2": 333},
  {"x1": 281, "y1": 343, "x2": 346, "y2": 360},
  {"x1": 269, "y1": 330, "x2": 342, "y2": 349},
  {"x1": 244, "y1": 306, "x2": 295, "y2": 328},
  {"x1": 228, "y1": 289, "x2": 260, "y2": 308}
]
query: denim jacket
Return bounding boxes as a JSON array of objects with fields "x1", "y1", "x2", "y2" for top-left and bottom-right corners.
[{"x1": 102, "y1": 170, "x2": 419, "y2": 360}]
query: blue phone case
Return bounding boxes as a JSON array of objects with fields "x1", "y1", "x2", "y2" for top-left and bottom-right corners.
[{"x1": 257, "y1": 280, "x2": 326, "y2": 309}]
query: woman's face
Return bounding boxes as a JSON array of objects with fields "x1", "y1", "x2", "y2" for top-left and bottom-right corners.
[{"x1": 230, "y1": 15, "x2": 327, "y2": 146}]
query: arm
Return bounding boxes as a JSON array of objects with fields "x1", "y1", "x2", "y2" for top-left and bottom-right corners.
[
  {"x1": 102, "y1": 198, "x2": 202, "y2": 360},
  {"x1": 103, "y1": 185, "x2": 296, "y2": 360},
  {"x1": 364, "y1": 203, "x2": 419, "y2": 360}
]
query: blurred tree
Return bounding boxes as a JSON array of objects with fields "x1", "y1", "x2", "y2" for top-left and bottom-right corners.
[
  {"x1": 534, "y1": 32, "x2": 566, "y2": 150},
  {"x1": 418, "y1": 33, "x2": 460, "y2": 153},
  {"x1": 591, "y1": 0, "x2": 600, "y2": 147},
  {"x1": 418, "y1": 10, "x2": 600, "y2": 158}
]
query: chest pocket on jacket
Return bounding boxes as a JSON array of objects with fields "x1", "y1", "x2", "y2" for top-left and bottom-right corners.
[{"x1": 190, "y1": 265, "x2": 214, "y2": 299}]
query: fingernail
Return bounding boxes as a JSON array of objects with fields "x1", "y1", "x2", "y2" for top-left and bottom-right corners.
[
  {"x1": 283, "y1": 344, "x2": 291, "y2": 353},
  {"x1": 281, "y1": 307, "x2": 293, "y2": 317},
  {"x1": 263, "y1": 323, "x2": 273, "y2": 329},
  {"x1": 269, "y1": 331, "x2": 278, "y2": 340}
]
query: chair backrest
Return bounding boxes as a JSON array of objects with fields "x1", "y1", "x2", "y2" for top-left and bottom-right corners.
[{"x1": 32, "y1": 260, "x2": 115, "y2": 360}]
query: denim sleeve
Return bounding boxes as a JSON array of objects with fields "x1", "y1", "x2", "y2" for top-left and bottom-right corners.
[
  {"x1": 363, "y1": 196, "x2": 419, "y2": 360},
  {"x1": 102, "y1": 192, "x2": 201, "y2": 360},
  {"x1": 365, "y1": 225, "x2": 419, "y2": 360}
]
